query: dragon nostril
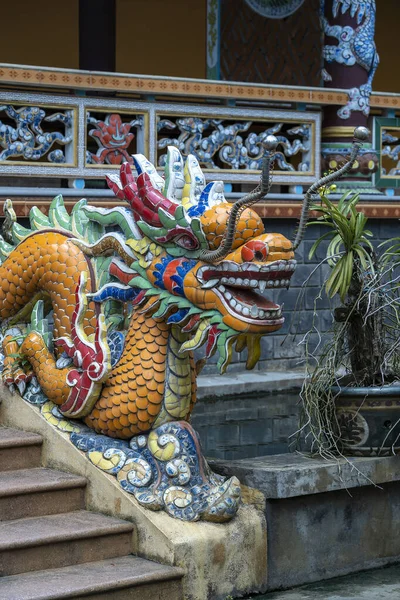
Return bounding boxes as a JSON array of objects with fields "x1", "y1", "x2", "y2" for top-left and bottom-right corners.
[{"x1": 254, "y1": 250, "x2": 264, "y2": 261}]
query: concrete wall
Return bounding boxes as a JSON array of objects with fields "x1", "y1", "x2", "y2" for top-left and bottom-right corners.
[
  {"x1": 264, "y1": 482, "x2": 400, "y2": 590},
  {"x1": 213, "y1": 452, "x2": 400, "y2": 591},
  {"x1": 192, "y1": 389, "x2": 301, "y2": 461}
]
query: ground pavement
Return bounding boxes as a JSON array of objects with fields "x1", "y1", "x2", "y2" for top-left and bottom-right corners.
[{"x1": 249, "y1": 564, "x2": 400, "y2": 599}]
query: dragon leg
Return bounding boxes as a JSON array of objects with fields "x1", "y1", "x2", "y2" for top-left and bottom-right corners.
[{"x1": 19, "y1": 331, "x2": 71, "y2": 405}]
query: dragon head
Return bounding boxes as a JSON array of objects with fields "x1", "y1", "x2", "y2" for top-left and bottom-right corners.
[
  {"x1": 91, "y1": 143, "x2": 294, "y2": 371},
  {"x1": 43, "y1": 128, "x2": 365, "y2": 372},
  {"x1": 80, "y1": 128, "x2": 365, "y2": 370}
]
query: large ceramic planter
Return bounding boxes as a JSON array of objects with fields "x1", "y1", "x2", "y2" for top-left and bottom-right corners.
[{"x1": 333, "y1": 385, "x2": 400, "y2": 456}]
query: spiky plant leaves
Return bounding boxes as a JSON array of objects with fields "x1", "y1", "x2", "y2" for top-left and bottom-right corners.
[{"x1": 310, "y1": 192, "x2": 375, "y2": 301}]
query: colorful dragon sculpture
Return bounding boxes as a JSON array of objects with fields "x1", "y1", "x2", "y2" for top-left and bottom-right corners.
[{"x1": 0, "y1": 129, "x2": 365, "y2": 521}]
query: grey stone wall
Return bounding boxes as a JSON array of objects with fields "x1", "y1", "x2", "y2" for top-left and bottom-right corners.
[
  {"x1": 198, "y1": 218, "x2": 399, "y2": 376},
  {"x1": 192, "y1": 386, "x2": 301, "y2": 460}
]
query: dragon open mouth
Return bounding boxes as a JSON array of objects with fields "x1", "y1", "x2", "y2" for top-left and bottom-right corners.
[{"x1": 196, "y1": 259, "x2": 296, "y2": 324}]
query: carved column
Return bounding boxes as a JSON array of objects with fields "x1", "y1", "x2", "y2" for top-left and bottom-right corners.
[{"x1": 321, "y1": 0, "x2": 379, "y2": 189}]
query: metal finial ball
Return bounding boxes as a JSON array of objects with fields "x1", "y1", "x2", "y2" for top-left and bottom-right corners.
[
  {"x1": 353, "y1": 126, "x2": 370, "y2": 142},
  {"x1": 265, "y1": 135, "x2": 278, "y2": 151}
]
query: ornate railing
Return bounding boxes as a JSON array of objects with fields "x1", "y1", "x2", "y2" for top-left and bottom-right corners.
[
  {"x1": 1, "y1": 64, "x2": 400, "y2": 218},
  {"x1": 374, "y1": 116, "x2": 400, "y2": 190},
  {"x1": 0, "y1": 90, "x2": 320, "y2": 185}
]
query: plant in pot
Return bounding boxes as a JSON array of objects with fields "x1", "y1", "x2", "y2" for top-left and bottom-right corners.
[{"x1": 296, "y1": 161, "x2": 400, "y2": 457}]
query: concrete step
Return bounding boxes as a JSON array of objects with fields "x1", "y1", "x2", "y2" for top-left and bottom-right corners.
[
  {"x1": 0, "y1": 555, "x2": 185, "y2": 600},
  {"x1": 0, "y1": 467, "x2": 86, "y2": 521},
  {"x1": 0, "y1": 510, "x2": 134, "y2": 576},
  {"x1": 0, "y1": 426, "x2": 42, "y2": 471}
]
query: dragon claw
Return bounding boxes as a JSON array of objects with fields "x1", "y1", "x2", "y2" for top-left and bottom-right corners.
[{"x1": 16, "y1": 380, "x2": 26, "y2": 396}]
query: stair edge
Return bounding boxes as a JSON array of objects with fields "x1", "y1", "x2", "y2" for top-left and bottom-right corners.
[
  {"x1": 0, "y1": 557, "x2": 185, "y2": 600},
  {"x1": 0, "y1": 511, "x2": 134, "y2": 551},
  {"x1": 0, "y1": 469, "x2": 87, "y2": 497}
]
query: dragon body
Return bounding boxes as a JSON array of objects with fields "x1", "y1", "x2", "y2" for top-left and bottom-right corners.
[
  {"x1": 0, "y1": 125, "x2": 365, "y2": 521},
  {"x1": 0, "y1": 146, "x2": 295, "y2": 520}
]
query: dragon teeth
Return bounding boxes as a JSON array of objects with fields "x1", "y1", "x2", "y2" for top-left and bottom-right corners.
[
  {"x1": 259, "y1": 280, "x2": 267, "y2": 293},
  {"x1": 202, "y1": 279, "x2": 219, "y2": 289},
  {"x1": 250, "y1": 305, "x2": 258, "y2": 318}
]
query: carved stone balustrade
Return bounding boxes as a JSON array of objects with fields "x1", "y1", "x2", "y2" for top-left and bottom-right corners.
[{"x1": 0, "y1": 63, "x2": 399, "y2": 216}]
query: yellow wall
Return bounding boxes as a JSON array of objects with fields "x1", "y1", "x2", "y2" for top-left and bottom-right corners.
[
  {"x1": 0, "y1": 0, "x2": 79, "y2": 69},
  {"x1": 0, "y1": 0, "x2": 206, "y2": 78},
  {"x1": 115, "y1": 0, "x2": 207, "y2": 78},
  {"x1": 0, "y1": 0, "x2": 395, "y2": 92},
  {"x1": 374, "y1": 0, "x2": 400, "y2": 93}
]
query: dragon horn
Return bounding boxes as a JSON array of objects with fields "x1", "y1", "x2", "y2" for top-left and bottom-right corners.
[
  {"x1": 292, "y1": 126, "x2": 369, "y2": 251},
  {"x1": 199, "y1": 135, "x2": 278, "y2": 263},
  {"x1": 136, "y1": 172, "x2": 179, "y2": 218}
]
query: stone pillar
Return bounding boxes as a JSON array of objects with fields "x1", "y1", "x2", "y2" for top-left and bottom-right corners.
[
  {"x1": 321, "y1": 0, "x2": 379, "y2": 189},
  {"x1": 79, "y1": 0, "x2": 116, "y2": 72}
]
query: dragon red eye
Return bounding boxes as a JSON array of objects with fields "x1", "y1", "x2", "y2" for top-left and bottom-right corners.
[
  {"x1": 241, "y1": 240, "x2": 269, "y2": 262},
  {"x1": 175, "y1": 234, "x2": 199, "y2": 250}
]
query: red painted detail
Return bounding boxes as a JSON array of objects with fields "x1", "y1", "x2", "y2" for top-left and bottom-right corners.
[
  {"x1": 109, "y1": 260, "x2": 137, "y2": 285},
  {"x1": 155, "y1": 225, "x2": 199, "y2": 249},
  {"x1": 205, "y1": 325, "x2": 220, "y2": 358},
  {"x1": 162, "y1": 258, "x2": 185, "y2": 295},
  {"x1": 182, "y1": 314, "x2": 201, "y2": 333},
  {"x1": 57, "y1": 276, "x2": 109, "y2": 417},
  {"x1": 203, "y1": 269, "x2": 294, "y2": 281},
  {"x1": 132, "y1": 290, "x2": 146, "y2": 305},
  {"x1": 88, "y1": 114, "x2": 135, "y2": 165},
  {"x1": 107, "y1": 163, "x2": 179, "y2": 228},
  {"x1": 137, "y1": 172, "x2": 178, "y2": 217}
]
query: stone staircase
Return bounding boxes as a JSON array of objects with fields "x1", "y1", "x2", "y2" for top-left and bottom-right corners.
[{"x1": 0, "y1": 426, "x2": 184, "y2": 600}]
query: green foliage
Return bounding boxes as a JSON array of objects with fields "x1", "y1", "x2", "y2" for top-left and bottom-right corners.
[
  {"x1": 296, "y1": 191, "x2": 400, "y2": 457},
  {"x1": 308, "y1": 192, "x2": 374, "y2": 301}
]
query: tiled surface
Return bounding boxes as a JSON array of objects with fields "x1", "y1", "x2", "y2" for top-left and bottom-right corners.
[
  {"x1": 192, "y1": 390, "x2": 300, "y2": 460},
  {"x1": 4, "y1": 200, "x2": 400, "y2": 220},
  {"x1": 0, "y1": 63, "x2": 398, "y2": 109}
]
